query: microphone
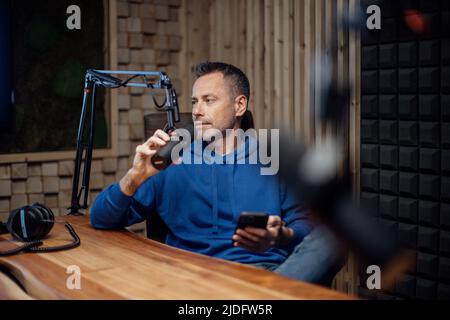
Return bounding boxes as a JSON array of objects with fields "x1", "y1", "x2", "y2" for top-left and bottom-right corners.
[{"x1": 151, "y1": 123, "x2": 194, "y2": 170}]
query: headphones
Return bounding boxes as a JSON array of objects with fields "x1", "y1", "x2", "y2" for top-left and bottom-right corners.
[{"x1": 0, "y1": 203, "x2": 80, "y2": 256}]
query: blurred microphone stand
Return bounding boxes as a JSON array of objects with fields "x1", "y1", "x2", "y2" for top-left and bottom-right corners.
[{"x1": 278, "y1": 4, "x2": 415, "y2": 291}]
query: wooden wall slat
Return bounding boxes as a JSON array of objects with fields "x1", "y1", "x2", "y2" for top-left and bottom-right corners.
[
  {"x1": 223, "y1": 0, "x2": 232, "y2": 61},
  {"x1": 348, "y1": 0, "x2": 361, "y2": 296},
  {"x1": 238, "y1": 0, "x2": 247, "y2": 70},
  {"x1": 246, "y1": 0, "x2": 254, "y2": 114},
  {"x1": 293, "y1": 0, "x2": 301, "y2": 141},
  {"x1": 313, "y1": 0, "x2": 321, "y2": 143},
  {"x1": 232, "y1": 0, "x2": 239, "y2": 65},
  {"x1": 179, "y1": 0, "x2": 188, "y2": 113},
  {"x1": 332, "y1": 0, "x2": 344, "y2": 292},
  {"x1": 253, "y1": 0, "x2": 263, "y2": 128},
  {"x1": 299, "y1": 0, "x2": 313, "y2": 144},
  {"x1": 281, "y1": 0, "x2": 292, "y2": 131},
  {"x1": 216, "y1": 0, "x2": 224, "y2": 60},
  {"x1": 210, "y1": 0, "x2": 216, "y2": 58},
  {"x1": 263, "y1": 0, "x2": 274, "y2": 130},
  {"x1": 273, "y1": 0, "x2": 282, "y2": 128}
]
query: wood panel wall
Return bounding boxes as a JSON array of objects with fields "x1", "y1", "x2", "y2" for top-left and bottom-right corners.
[{"x1": 178, "y1": 0, "x2": 361, "y2": 296}]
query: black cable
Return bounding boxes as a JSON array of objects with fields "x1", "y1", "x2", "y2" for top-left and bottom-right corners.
[
  {"x1": 0, "y1": 223, "x2": 80, "y2": 255},
  {"x1": 95, "y1": 74, "x2": 154, "y2": 89},
  {"x1": 93, "y1": 72, "x2": 170, "y2": 108},
  {"x1": 0, "y1": 222, "x2": 8, "y2": 235},
  {"x1": 0, "y1": 240, "x2": 42, "y2": 257},
  {"x1": 26, "y1": 223, "x2": 80, "y2": 253},
  {"x1": 152, "y1": 94, "x2": 166, "y2": 109},
  {"x1": 119, "y1": 74, "x2": 141, "y2": 87}
]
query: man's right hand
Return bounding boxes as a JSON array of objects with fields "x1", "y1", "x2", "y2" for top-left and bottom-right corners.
[{"x1": 119, "y1": 129, "x2": 171, "y2": 196}]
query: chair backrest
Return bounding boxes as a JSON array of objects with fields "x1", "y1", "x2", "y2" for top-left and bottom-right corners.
[
  {"x1": 144, "y1": 112, "x2": 194, "y2": 139},
  {"x1": 143, "y1": 110, "x2": 255, "y2": 242}
]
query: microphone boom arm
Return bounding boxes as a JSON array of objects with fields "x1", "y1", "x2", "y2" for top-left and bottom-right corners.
[{"x1": 68, "y1": 70, "x2": 180, "y2": 215}]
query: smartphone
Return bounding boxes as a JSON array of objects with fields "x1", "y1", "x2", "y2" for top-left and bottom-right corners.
[{"x1": 234, "y1": 211, "x2": 269, "y2": 233}]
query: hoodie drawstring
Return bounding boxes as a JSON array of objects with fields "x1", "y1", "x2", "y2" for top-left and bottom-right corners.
[
  {"x1": 211, "y1": 165, "x2": 219, "y2": 234},
  {"x1": 229, "y1": 163, "x2": 238, "y2": 224}
]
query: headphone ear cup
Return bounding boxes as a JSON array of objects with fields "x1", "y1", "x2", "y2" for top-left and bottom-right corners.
[
  {"x1": 6, "y1": 208, "x2": 20, "y2": 237},
  {"x1": 7, "y1": 206, "x2": 45, "y2": 241},
  {"x1": 31, "y1": 203, "x2": 54, "y2": 237}
]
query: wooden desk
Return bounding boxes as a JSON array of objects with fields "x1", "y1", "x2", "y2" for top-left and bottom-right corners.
[{"x1": 0, "y1": 215, "x2": 352, "y2": 299}]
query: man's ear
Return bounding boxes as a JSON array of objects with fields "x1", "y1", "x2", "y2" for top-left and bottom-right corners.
[{"x1": 234, "y1": 94, "x2": 247, "y2": 117}]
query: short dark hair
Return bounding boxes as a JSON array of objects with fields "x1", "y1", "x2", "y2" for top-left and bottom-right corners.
[{"x1": 192, "y1": 61, "x2": 250, "y2": 106}]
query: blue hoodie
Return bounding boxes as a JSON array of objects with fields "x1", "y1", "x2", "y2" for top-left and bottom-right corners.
[{"x1": 91, "y1": 136, "x2": 314, "y2": 265}]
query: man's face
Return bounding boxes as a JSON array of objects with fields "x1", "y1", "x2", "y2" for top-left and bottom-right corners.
[{"x1": 191, "y1": 72, "x2": 242, "y2": 141}]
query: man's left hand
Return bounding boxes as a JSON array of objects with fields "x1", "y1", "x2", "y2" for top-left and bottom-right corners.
[{"x1": 232, "y1": 215, "x2": 290, "y2": 253}]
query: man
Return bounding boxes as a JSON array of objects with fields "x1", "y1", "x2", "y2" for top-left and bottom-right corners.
[{"x1": 91, "y1": 62, "x2": 344, "y2": 286}]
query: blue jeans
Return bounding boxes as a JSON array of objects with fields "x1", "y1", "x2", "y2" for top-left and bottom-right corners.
[{"x1": 250, "y1": 226, "x2": 347, "y2": 287}]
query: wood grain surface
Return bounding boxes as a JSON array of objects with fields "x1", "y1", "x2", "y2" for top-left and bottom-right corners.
[{"x1": 0, "y1": 215, "x2": 353, "y2": 300}]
